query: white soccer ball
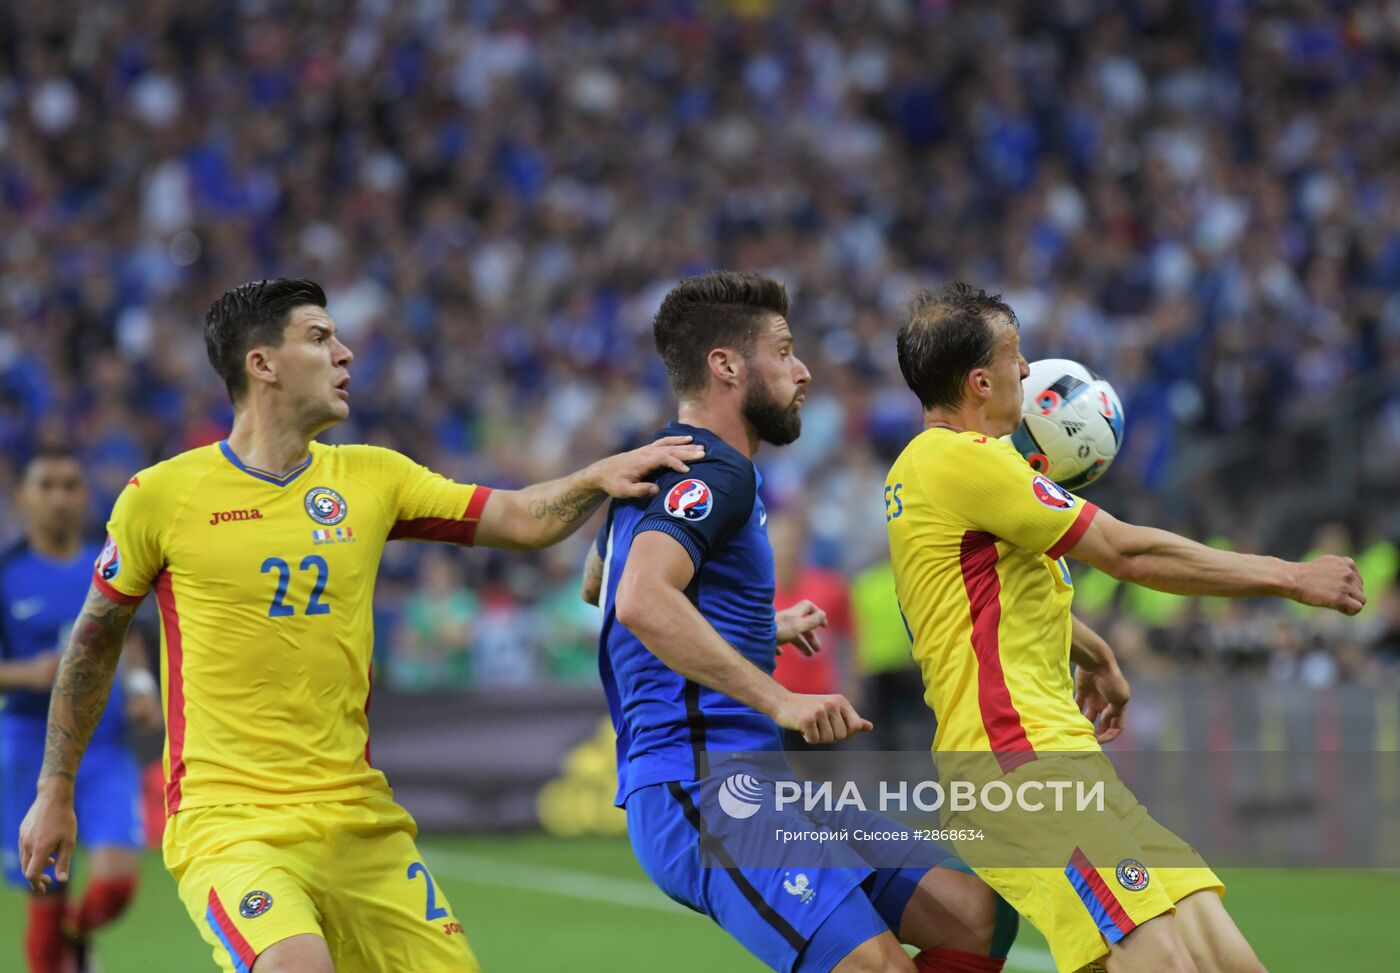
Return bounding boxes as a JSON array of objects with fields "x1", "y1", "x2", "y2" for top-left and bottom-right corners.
[{"x1": 1008, "y1": 358, "x2": 1125, "y2": 491}]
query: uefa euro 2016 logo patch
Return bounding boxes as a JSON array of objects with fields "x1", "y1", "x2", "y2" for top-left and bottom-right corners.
[
  {"x1": 665, "y1": 479, "x2": 712, "y2": 521},
  {"x1": 1031, "y1": 474, "x2": 1076, "y2": 510},
  {"x1": 1115, "y1": 859, "x2": 1149, "y2": 892},
  {"x1": 96, "y1": 535, "x2": 121, "y2": 581},
  {"x1": 304, "y1": 486, "x2": 348, "y2": 526},
  {"x1": 239, "y1": 890, "x2": 273, "y2": 919}
]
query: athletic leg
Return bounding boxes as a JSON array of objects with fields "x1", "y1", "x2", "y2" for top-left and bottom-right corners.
[
  {"x1": 1172, "y1": 890, "x2": 1266, "y2": 973},
  {"x1": 319, "y1": 795, "x2": 480, "y2": 973},
  {"x1": 25, "y1": 891, "x2": 71, "y2": 973},
  {"x1": 70, "y1": 744, "x2": 146, "y2": 963},
  {"x1": 3, "y1": 727, "x2": 73, "y2": 973},
  {"x1": 1104, "y1": 913, "x2": 1197, "y2": 973},
  {"x1": 829, "y1": 932, "x2": 915, "y2": 973},
  {"x1": 71, "y1": 845, "x2": 141, "y2": 934},
  {"x1": 898, "y1": 865, "x2": 1001, "y2": 954},
  {"x1": 252, "y1": 934, "x2": 335, "y2": 973},
  {"x1": 164, "y1": 804, "x2": 333, "y2": 973},
  {"x1": 795, "y1": 886, "x2": 914, "y2": 973}
]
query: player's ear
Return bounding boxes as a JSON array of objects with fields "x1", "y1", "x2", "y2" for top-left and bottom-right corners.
[
  {"x1": 245, "y1": 346, "x2": 278, "y2": 390},
  {"x1": 707, "y1": 347, "x2": 742, "y2": 388},
  {"x1": 968, "y1": 365, "x2": 992, "y2": 401}
]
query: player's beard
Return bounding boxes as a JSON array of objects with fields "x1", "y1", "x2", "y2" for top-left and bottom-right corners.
[{"x1": 742, "y1": 377, "x2": 802, "y2": 447}]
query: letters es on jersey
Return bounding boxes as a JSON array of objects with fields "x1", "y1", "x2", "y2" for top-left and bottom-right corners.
[
  {"x1": 664, "y1": 479, "x2": 713, "y2": 522},
  {"x1": 304, "y1": 486, "x2": 348, "y2": 526},
  {"x1": 1030, "y1": 474, "x2": 1076, "y2": 510}
]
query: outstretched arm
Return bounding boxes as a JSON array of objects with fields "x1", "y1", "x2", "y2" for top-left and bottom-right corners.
[
  {"x1": 19, "y1": 586, "x2": 137, "y2": 891},
  {"x1": 1068, "y1": 509, "x2": 1365, "y2": 614},
  {"x1": 615, "y1": 532, "x2": 870, "y2": 744},
  {"x1": 475, "y1": 436, "x2": 704, "y2": 551}
]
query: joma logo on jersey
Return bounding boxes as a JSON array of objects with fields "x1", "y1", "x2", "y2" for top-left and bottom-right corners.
[{"x1": 209, "y1": 508, "x2": 264, "y2": 526}]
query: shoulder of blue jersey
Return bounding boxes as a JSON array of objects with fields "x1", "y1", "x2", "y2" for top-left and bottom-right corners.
[
  {"x1": 0, "y1": 538, "x2": 29, "y2": 575},
  {"x1": 650, "y1": 443, "x2": 754, "y2": 525}
]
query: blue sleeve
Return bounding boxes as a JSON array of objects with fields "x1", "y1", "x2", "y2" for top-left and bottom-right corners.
[
  {"x1": 633, "y1": 455, "x2": 755, "y2": 570},
  {"x1": 594, "y1": 505, "x2": 613, "y2": 557}
]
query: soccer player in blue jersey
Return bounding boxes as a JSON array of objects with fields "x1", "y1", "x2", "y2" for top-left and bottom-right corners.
[
  {"x1": 0, "y1": 447, "x2": 159, "y2": 973},
  {"x1": 584, "y1": 272, "x2": 1015, "y2": 973}
]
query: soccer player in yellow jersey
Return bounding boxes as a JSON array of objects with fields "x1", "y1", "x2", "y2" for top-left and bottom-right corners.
[
  {"x1": 885, "y1": 283, "x2": 1364, "y2": 973},
  {"x1": 18, "y1": 278, "x2": 704, "y2": 973}
]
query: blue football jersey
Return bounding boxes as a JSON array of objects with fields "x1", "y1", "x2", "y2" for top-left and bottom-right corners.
[
  {"x1": 597, "y1": 423, "x2": 781, "y2": 804},
  {"x1": 0, "y1": 541, "x2": 127, "y2": 745}
]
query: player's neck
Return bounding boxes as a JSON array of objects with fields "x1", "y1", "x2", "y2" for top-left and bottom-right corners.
[
  {"x1": 27, "y1": 529, "x2": 81, "y2": 561},
  {"x1": 923, "y1": 407, "x2": 988, "y2": 437},
  {"x1": 226, "y1": 404, "x2": 319, "y2": 477},
  {"x1": 677, "y1": 401, "x2": 758, "y2": 459}
]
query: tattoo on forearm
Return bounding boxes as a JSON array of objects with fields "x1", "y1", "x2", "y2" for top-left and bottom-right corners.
[
  {"x1": 528, "y1": 488, "x2": 603, "y2": 525},
  {"x1": 40, "y1": 588, "x2": 135, "y2": 781}
]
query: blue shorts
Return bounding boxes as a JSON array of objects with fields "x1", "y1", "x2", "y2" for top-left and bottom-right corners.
[
  {"x1": 626, "y1": 779, "x2": 957, "y2": 973},
  {"x1": 1, "y1": 723, "x2": 145, "y2": 888}
]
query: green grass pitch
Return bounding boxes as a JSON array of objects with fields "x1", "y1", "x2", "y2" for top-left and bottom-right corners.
[{"x1": 2, "y1": 835, "x2": 1396, "y2": 971}]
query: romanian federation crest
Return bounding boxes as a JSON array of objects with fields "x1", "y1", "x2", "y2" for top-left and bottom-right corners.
[
  {"x1": 1115, "y1": 859, "x2": 1149, "y2": 892},
  {"x1": 304, "y1": 486, "x2": 348, "y2": 526},
  {"x1": 239, "y1": 890, "x2": 273, "y2": 919}
]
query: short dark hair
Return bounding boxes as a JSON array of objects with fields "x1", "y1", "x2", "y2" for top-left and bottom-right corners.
[
  {"x1": 897, "y1": 282, "x2": 1018, "y2": 411},
  {"x1": 653, "y1": 271, "x2": 789, "y2": 397},
  {"x1": 205, "y1": 278, "x2": 327, "y2": 403},
  {"x1": 24, "y1": 444, "x2": 80, "y2": 475}
]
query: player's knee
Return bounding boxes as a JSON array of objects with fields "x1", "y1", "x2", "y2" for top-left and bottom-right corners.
[
  {"x1": 932, "y1": 870, "x2": 1007, "y2": 956},
  {"x1": 1112, "y1": 920, "x2": 1198, "y2": 973},
  {"x1": 832, "y1": 934, "x2": 916, "y2": 973},
  {"x1": 957, "y1": 879, "x2": 1000, "y2": 952}
]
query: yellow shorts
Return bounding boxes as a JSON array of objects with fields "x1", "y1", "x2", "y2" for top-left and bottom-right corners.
[
  {"x1": 163, "y1": 793, "x2": 481, "y2": 973},
  {"x1": 943, "y1": 753, "x2": 1223, "y2": 972}
]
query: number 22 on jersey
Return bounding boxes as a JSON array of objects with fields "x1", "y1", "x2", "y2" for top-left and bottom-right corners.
[{"x1": 261, "y1": 554, "x2": 332, "y2": 617}]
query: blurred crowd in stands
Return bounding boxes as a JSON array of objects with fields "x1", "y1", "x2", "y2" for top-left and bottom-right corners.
[{"x1": 2, "y1": 1, "x2": 1398, "y2": 697}]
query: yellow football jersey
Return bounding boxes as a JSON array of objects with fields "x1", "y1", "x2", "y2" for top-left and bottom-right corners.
[
  {"x1": 885, "y1": 428, "x2": 1099, "y2": 766},
  {"x1": 93, "y1": 440, "x2": 490, "y2": 815}
]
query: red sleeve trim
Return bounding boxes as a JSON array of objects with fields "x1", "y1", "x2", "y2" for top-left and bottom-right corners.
[
  {"x1": 1046, "y1": 502, "x2": 1099, "y2": 560},
  {"x1": 464, "y1": 485, "x2": 492, "y2": 522},
  {"x1": 92, "y1": 572, "x2": 146, "y2": 606},
  {"x1": 388, "y1": 486, "x2": 493, "y2": 546}
]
